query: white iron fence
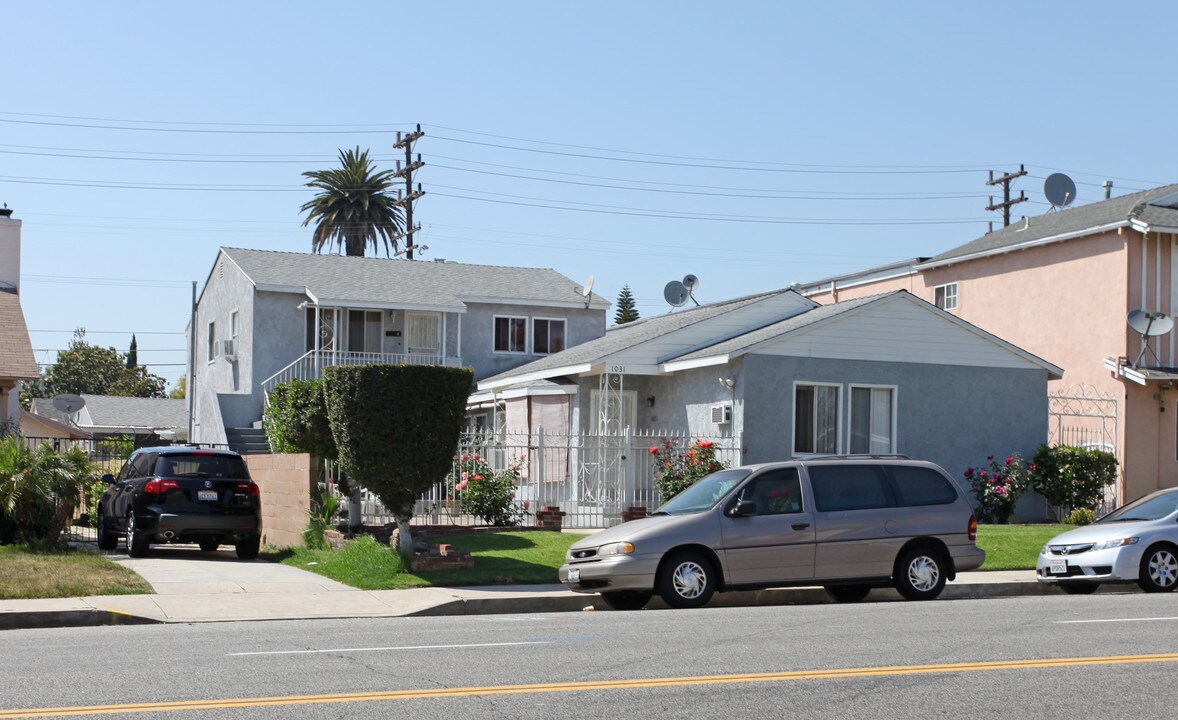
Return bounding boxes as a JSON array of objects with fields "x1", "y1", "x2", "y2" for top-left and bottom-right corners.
[{"x1": 327, "y1": 428, "x2": 742, "y2": 530}]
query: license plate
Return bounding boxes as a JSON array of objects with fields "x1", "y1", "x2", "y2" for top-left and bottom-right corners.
[
  {"x1": 197, "y1": 490, "x2": 218, "y2": 502},
  {"x1": 1050, "y1": 559, "x2": 1068, "y2": 575},
  {"x1": 567, "y1": 568, "x2": 580, "y2": 582}
]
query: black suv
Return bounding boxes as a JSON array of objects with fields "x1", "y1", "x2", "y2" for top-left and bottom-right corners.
[{"x1": 96, "y1": 446, "x2": 262, "y2": 559}]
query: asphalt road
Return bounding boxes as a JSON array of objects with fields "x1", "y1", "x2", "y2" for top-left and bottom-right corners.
[{"x1": 3, "y1": 592, "x2": 1177, "y2": 719}]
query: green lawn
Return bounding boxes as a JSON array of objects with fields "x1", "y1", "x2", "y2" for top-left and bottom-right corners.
[
  {"x1": 265, "y1": 530, "x2": 581, "y2": 589},
  {"x1": 0, "y1": 545, "x2": 153, "y2": 599},
  {"x1": 975, "y1": 524, "x2": 1075, "y2": 570}
]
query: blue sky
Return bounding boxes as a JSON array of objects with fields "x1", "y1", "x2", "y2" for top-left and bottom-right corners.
[{"x1": 4, "y1": 1, "x2": 1178, "y2": 390}]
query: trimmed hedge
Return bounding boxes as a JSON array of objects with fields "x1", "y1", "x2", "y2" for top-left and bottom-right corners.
[
  {"x1": 1028, "y1": 444, "x2": 1117, "y2": 511},
  {"x1": 265, "y1": 379, "x2": 337, "y2": 460},
  {"x1": 321, "y1": 364, "x2": 473, "y2": 519}
]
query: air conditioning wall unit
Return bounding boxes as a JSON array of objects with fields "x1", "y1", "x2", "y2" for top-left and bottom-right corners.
[
  {"x1": 710, "y1": 404, "x2": 731, "y2": 424},
  {"x1": 220, "y1": 339, "x2": 237, "y2": 361}
]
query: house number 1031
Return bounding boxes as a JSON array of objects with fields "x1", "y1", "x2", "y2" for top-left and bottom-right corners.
[{"x1": 609, "y1": 365, "x2": 627, "y2": 374}]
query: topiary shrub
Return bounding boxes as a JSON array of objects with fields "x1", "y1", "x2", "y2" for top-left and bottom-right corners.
[
  {"x1": 1028, "y1": 444, "x2": 1117, "y2": 512},
  {"x1": 265, "y1": 379, "x2": 337, "y2": 460}
]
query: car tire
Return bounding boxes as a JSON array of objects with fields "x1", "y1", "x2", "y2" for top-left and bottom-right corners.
[
  {"x1": 199, "y1": 541, "x2": 219, "y2": 552},
  {"x1": 126, "y1": 512, "x2": 150, "y2": 558},
  {"x1": 1137, "y1": 543, "x2": 1178, "y2": 593},
  {"x1": 600, "y1": 590, "x2": 652, "y2": 611},
  {"x1": 236, "y1": 536, "x2": 261, "y2": 560},
  {"x1": 96, "y1": 508, "x2": 117, "y2": 551},
  {"x1": 824, "y1": 584, "x2": 872, "y2": 603},
  {"x1": 1060, "y1": 582, "x2": 1100, "y2": 595},
  {"x1": 657, "y1": 551, "x2": 716, "y2": 609},
  {"x1": 894, "y1": 547, "x2": 947, "y2": 601}
]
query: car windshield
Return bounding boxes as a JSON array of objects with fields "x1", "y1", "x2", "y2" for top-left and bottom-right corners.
[
  {"x1": 1097, "y1": 490, "x2": 1178, "y2": 523},
  {"x1": 654, "y1": 469, "x2": 750, "y2": 515}
]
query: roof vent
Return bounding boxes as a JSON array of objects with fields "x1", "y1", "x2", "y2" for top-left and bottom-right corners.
[{"x1": 434, "y1": 258, "x2": 446, "y2": 263}]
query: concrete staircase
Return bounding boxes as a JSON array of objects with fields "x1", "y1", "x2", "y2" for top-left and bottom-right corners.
[{"x1": 226, "y1": 426, "x2": 270, "y2": 455}]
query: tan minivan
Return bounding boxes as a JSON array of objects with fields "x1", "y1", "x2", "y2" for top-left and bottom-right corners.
[{"x1": 559, "y1": 456, "x2": 985, "y2": 610}]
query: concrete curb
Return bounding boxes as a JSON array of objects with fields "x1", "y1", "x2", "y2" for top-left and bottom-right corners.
[{"x1": 0, "y1": 609, "x2": 160, "y2": 631}]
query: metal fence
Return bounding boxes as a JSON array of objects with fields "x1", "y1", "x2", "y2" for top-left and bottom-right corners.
[{"x1": 328, "y1": 428, "x2": 743, "y2": 530}]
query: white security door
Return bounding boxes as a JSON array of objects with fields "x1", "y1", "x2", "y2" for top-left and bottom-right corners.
[{"x1": 406, "y1": 312, "x2": 441, "y2": 357}]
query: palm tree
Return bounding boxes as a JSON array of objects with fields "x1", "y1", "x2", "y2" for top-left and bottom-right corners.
[{"x1": 300, "y1": 147, "x2": 404, "y2": 257}]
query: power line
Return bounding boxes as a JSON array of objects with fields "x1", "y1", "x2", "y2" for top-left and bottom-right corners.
[{"x1": 31, "y1": 329, "x2": 184, "y2": 335}]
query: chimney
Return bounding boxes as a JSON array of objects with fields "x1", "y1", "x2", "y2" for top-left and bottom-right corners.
[{"x1": 1103, "y1": 180, "x2": 1113, "y2": 200}]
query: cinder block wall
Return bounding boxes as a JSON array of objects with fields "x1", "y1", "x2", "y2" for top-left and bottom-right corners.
[{"x1": 244, "y1": 453, "x2": 315, "y2": 549}]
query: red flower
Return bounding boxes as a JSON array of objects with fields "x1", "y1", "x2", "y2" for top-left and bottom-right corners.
[
  {"x1": 472, "y1": 475, "x2": 483, "y2": 482},
  {"x1": 699, "y1": 441, "x2": 714, "y2": 449},
  {"x1": 650, "y1": 446, "x2": 659, "y2": 454}
]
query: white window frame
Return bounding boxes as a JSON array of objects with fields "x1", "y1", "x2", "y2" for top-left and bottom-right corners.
[
  {"x1": 847, "y1": 384, "x2": 898, "y2": 455},
  {"x1": 207, "y1": 321, "x2": 216, "y2": 364},
  {"x1": 531, "y1": 317, "x2": 566, "y2": 355},
  {"x1": 792, "y1": 381, "x2": 842, "y2": 456},
  {"x1": 230, "y1": 309, "x2": 239, "y2": 340},
  {"x1": 934, "y1": 282, "x2": 958, "y2": 311},
  {"x1": 493, "y1": 314, "x2": 528, "y2": 354}
]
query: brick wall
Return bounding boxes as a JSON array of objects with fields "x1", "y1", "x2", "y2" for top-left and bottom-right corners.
[{"x1": 244, "y1": 453, "x2": 315, "y2": 549}]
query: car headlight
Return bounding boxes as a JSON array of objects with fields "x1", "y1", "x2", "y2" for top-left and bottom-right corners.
[
  {"x1": 597, "y1": 541, "x2": 635, "y2": 556},
  {"x1": 1094, "y1": 537, "x2": 1138, "y2": 551},
  {"x1": 1041, "y1": 544, "x2": 1050, "y2": 556}
]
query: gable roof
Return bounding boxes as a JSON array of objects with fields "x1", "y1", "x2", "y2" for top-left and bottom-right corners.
[
  {"x1": 215, "y1": 247, "x2": 610, "y2": 311},
  {"x1": 0, "y1": 291, "x2": 40, "y2": 380},
  {"x1": 31, "y1": 395, "x2": 188, "y2": 433},
  {"x1": 477, "y1": 289, "x2": 815, "y2": 389},
  {"x1": 479, "y1": 289, "x2": 1062, "y2": 390},
  {"x1": 918, "y1": 183, "x2": 1178, "y2": 270}
]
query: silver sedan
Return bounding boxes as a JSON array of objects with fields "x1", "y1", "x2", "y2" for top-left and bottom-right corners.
[{"x1": 1036, "y1": 487, "x2": 1178, "y2": 594}]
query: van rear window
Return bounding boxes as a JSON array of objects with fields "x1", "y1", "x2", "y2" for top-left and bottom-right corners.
[
  {"x1": 809, "y1": 465, "x2": 896, "y2": 511},
  {"x1": 887, "y1": 466, "x2": 958, "y2": 506},
  {"x1": 154, "y1": 454, "x2": 249, "y2": 479}
]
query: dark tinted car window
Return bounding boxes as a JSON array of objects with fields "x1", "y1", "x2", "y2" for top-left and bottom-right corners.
[
  {"x1": 888, "y1": 466, "x2": 958, "y2": 506},
  {"x1": 737, "y1": 467, "x2": 803, "y2": 515},
  {"x1": 129, "y1": 453, "x2": 157, "y2": 479},
  {"x1": 809, "y1": 464, "x2": 896, "y2": 512},
  {"x1": 156, "y1": 454, "x2": 249, "y2": 479}
]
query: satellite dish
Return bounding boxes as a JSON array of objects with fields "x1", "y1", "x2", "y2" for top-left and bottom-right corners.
[
  {"x1": 1128, "y1": 310, "x2": 1174, "y2": 368},
  {"x1": 663, "y1": 280, "x2": 690, "y2": 308},
  {"x1": 1044, "y1": 173, "x2": 1077, "y2": 209},
  {"x1": 682, "y1": 274, "x2": 699, "y2": 292},
  {"x1": 580, "y1": 275, "x2": 595, "y2": 297},
  {"x1": 52, "y1": 393, "x2": 86, "y2": 414}
]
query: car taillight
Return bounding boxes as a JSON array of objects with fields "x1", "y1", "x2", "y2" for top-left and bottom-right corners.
[
  {"x1": 144, "y1": 479, "x2": 179, "y2": 494},
  {"x1": 235, "y1": 482, "x2": 260, "y2": 497},
  {"x1": 968, "y1": 514, "x2": 978, "y2": 542}
]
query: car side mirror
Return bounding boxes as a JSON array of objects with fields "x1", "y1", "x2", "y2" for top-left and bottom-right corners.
[
  {"x1": 729, "y1": 500, "x2": 757, "y2": 517},
  {"x1": 101, "y1": 473, "x2": 116, "y2": 484}
]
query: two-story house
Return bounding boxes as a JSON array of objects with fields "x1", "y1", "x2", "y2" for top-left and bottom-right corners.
[
  {"x1": 796, "y1": 183, "x2": 1178, "y2": 505},
  {"x1": 0, "y1": 208, "x2": 40, "y2": 431},
  {"x1": 191, "y1": 247, "x2": 609, "y2": 449}
]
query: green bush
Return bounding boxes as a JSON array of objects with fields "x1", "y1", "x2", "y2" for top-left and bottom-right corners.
[
  {"x1": 265, "y1": 379, "x2": 337, "y2": 459},
  {"x1": 0, "y1": 437, "x2": 95, "y2": 548},
  {"x1": 303, "y1": 483, "x2": 341, "y2": 549},
  {"x1": 1028, "y1": 445, "x2": 1117, "y2": 511},
  {"x1": 446, "y1": 452, "x2": 528, "y2": 526},
  {"x1": 1064, "y1": 507, "x2": 1096, "y2": 526}
]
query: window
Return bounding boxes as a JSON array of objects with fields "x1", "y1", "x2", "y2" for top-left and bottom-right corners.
[
  {"x1": 737, "y1": 468, "x2": 803, "y2": 515},
  {"x1": 494, "y1": 316, "x2": 527, "y2": 353},
  {"x1": 230, "y1": 310, "x2": 239, "y2": 340},
  {"x1": 533, "y1": 318, "x2": 566, "y2": 355},
  {"x1": 849, "y1": 386, "x2": 895, "y2": 454},
  {"x1": 207, "y1": 321, "x2": 216, "y2": 362},
  {"x1": 934, "y1": 283, "x2": 958, "y2": 311},
  {"x1": 887, "y1": 466, "x2": 958, "y2": 506},
  {"x1": 348, "y1": 310, "x2": 382, "y2": 353},
  {"x1": 809, "y1": 465, "x2": 896, "y2": 511},
  {"x1": 794, "y1": 383, "x2": 840, "y2": 454}
]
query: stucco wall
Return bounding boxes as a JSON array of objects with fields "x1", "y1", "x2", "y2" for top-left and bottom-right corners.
[
  {"x1": 244, "y1": 453, "x2": 315, "y2": 549},
  {"x1": 193, "y1": 253, "x2": 257, "y2": 443},
  {"x1": 0, "y1": 217, "x2": 20, "y2": 291}
]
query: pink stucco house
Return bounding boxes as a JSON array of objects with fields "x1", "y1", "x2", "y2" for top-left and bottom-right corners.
[{"x1": 797, "y1": 183, "x2": 1178, "y2": 505}]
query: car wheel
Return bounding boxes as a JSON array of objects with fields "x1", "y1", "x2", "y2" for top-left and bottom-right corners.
[
  {"x1": 894, "y1": 547, "x2": 947, "y2": 601},
  {"x1": 657, "y1": 551, "x2": 716, "y2": 609},
  {"x1": 825, "y1": 584, "x2": 872, "y2": 603},
  {"x1": 96, "y1": 508, "x2": 117, "y2": 551},
  {"x1": 236, "y1": 536, "x2": 261, "y2": 560},
  {"x1": 600, "y1": 590, "x2": 652, "y2": 611},
  {"x1": 199, "y1": 541, "x2": 219, "y2": 552},
  {"x1": 1060, "y1": 582, "x2": 1100, "y2": 595},
  {"x1": 1137, "y1": 543, "x2": 1178, "y2": 593},
  {"x1": 126, "y1": 512, "x2": 150, "y2": 558}
]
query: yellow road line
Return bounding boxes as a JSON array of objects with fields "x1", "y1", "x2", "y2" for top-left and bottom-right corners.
[{"x1": 4, "y1": 652, "x2": 1178, "y2": 718}]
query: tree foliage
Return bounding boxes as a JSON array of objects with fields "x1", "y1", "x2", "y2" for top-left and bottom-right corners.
[
  {"x1": 321, "y1": 364, "x2": 473, "y2": 553},
  {"x1": 168, "y1": 376, "x2": 186, "y2": 399},
  {"x1": 126, "y1": 334, "x2": 138, "y2": 369},
  {"x1": 300, "y1": 147, "x2": 404, "y2": 257},
  {"x1": 265, "y1": 379, "x2": 337, "y2": 460},
  {"x1": 614, "y1": 285, "x2": 640, "y2": 325},
  {"x1": 29, "y1": 329, "x2": 167, "y2": 401}
]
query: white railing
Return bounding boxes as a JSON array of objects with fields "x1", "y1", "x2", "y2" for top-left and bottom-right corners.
[
  {"x1": 261, "y1": 349, "x2": 464, "y2": 395},
  {"x1": 326, "y1": 427, "x2": 742, "y2": 530}
]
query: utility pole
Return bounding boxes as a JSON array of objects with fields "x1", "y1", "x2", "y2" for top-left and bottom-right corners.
[
  {"x1": 986, "y1": 164, "x2": 1028, "y2": 228},
  {"x1": 392, "y1": 124, "x2": 426, "y2": 259}
]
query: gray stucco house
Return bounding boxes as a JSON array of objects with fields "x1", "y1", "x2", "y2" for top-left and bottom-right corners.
[
  {"x1": 190, "y1": 247, "x2": 609, "y2": 449},
  {"x1": 476, "y1": 288, "x2": 1064, "y2": 493}
]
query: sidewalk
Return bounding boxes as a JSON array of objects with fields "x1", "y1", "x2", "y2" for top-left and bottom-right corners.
[{"x1": 0, "y1": 544, "x2": 1068, "y2": 630}]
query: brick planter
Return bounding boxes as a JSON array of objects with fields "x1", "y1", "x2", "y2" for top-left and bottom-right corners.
[
  {"x1": 621, "y1": 506, "x2": 648, "y2": 522},
  {"x1": 534, "y1": 505, "x2": 565, "y2": 530}
]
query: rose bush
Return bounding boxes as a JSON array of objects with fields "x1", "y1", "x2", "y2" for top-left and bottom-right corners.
[
  {"x1": 651, "y1": 437, "x2": 726, "y2": 501},
  {"x1": 445, "y1": 452, "x2": 529, "y2": 527},
  {"x1": 964, "y1": 453, "x2": 1028, "y2": 524}
]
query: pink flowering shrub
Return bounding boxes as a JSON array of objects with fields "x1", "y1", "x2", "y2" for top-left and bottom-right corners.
[
  {"x1": 651, "y1": 437, "x2": 727, "y2": 501},
  {"x1": 963, "y1": 453, "x2": 1028, "y2": 524},
  {"x1": 445, "y1": 452, "x2": 529, "y2": 526}
]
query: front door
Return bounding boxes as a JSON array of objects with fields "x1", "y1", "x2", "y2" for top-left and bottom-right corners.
[{"x1": 406, "y1": 312, "x2": 441, "y2": 358}]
